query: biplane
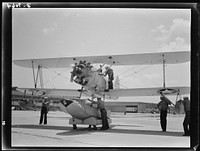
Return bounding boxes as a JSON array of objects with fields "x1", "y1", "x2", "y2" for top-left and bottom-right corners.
[{"x1": 13, "y1": 51, "x2": 190, "y2": 129}]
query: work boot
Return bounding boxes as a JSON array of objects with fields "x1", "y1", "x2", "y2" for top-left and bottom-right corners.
[
  {"x1": 101, "y1": 127, "x2": 109, "y2": 130},
  {"x1": 88, "y1": 125, "x2": 92, "y2": 131},
  {"x1": 183, "y1": 133, "x2": 190, "y2": 136}
]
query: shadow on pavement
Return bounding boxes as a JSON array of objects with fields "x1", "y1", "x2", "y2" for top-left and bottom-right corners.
[
  {"x1": 12, "y1": 124, "x2": 184, "y2": 137},
  {"x1": 12, "y1": 124, "x2": 72, "y2": 131}
]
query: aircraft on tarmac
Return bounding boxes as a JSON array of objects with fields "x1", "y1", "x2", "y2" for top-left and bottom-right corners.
[{"x1": 13, "y1": 51, "x2": 190, "y2": 129}]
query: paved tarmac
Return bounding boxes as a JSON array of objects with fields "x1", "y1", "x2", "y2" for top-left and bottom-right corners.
[{"x1": 11, "y1": 111, "x2": 190, "y2": 148}]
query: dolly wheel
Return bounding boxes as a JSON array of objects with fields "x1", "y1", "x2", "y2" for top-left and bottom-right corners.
[{"x1": 73, "y1": 124, "x2": 77, "y2": 130}]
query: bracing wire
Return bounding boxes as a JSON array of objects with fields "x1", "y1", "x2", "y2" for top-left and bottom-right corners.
[
  {"x1": 43, "y1": 68, "x2": 70, "y2": 86},
  {"x1": 119, "y1": 59, "x2": 161, "y2": 81},
  {"x1": 117, "y1": 54, "x2": 162, "y2": 81},
  {"x1": 133, "y1": 72, "x2": 161, "y2": 86}
]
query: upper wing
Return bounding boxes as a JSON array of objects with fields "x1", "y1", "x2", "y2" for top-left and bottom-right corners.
[
  {"x1": 13, "y1": 51, "x2": 190, "y2": 68},
  {"x1": 104, "y1": 86, "x2": 190, "y2": 98}
]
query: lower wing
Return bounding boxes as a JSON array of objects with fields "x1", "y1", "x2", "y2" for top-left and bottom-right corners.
[
  {"x1": 105, "y1": 86, "x2": 190, "y2": 98},
  {"x1": 16, "y1": 86, "x2": 190, "y2": 100},
  {"x1": 16, "y1": 88, "x2": 87, "y2": 99}
]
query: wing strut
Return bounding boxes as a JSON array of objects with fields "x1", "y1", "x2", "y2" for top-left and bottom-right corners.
[
  {"x1": 162, "y1": 54, "x2": 166, "y2": 88},
  {"x1": 31, "y1": 61, "x2": 44, "y2": 88},
  {"x1": 32, "y1": 61, "x2": 36, "y2": 88},
  {"x1": 78, "y1": 87, "x2": 84, "y2": 99}
]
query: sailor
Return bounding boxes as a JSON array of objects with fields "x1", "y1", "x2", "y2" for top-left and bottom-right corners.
[
  {"x1": 86, "y1": 62, "x2": 93, "y2": 69},
  {"x1": 180, "y1": 97, "x2": 190, "y2": 136},
  {"x1": 39, "y1": 97, "x2": 50, "y2": 125},
  {"x1": 79, "y1": 60, "x2": 86, "y2": 66},
  {"x1": 157, "y1": 93, "x2": 172, "y2": 132},
  {"x1": 83, "y1": 60, "x2": 86, "y2": 65},
  {"x1": 96, "y1": 97, "x2": 109, "y2": 130},
  {"x1": 104, "y1": 66, "x2": 114, "y2": 89},
  {"x1": 70, "y1": 63, "x2": 77, "y2": 82},
  {"x1": 97, "y1": 65, "x2": 103, "y2": 73},
  {"x1": 79, "y1": 60, "x2": 83, "y2": 65}
]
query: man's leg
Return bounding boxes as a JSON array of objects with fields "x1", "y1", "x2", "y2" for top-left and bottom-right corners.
[
  {"x1": 160, "y1": 110, "x2": 167, "y2": 131},
  {"x1": 110, "y1": 81, "x2": 113, "y2": 89},
  {"x1": 100, "y1": 109, "x2": 109, "y2": 130},
  {"x1": 108, "y1": 81, "x2": 113, "y2": 89},
  {"x1": 183, "y1": 112, "x2": 190, "y2": 135},
  {"x1": 39, "y1": 112, "x2": 43, "y2": 124},
  {"x1": 44, "y1": 112, "x2": 47, "y2": 124},
  {"x1": 163, "y1": 110, "x2": 167, "y2": 131},
  {"x1": 160, "y1": 110, "x2": 164, "y2": 130}
]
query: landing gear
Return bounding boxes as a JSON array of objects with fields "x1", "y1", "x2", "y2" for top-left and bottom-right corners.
[
  {"x1": 88, "y1": 125, "x2": 97, "y2": 130},
  {"x1": 73, "y1": 124, "x2": 77, "y2": 130},
  {"x1": 93, "y1": 125, "x2": 97, "y2": 130}
]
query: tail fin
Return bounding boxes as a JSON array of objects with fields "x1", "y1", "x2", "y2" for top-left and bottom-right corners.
[{"x1": 114, "y1": 76, "x2": 120, "y2": 89}]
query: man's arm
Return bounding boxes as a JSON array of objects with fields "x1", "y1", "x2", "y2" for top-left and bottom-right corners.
[
  {"x1": 157, "y1": 101, "x2": 161, "y2": 110},
  {"x1": 87, "y1": 99, "x2": 97, "y2": 107},
  {"x1": 104, "y1": 70, "x2": 108, "y2": 76}
]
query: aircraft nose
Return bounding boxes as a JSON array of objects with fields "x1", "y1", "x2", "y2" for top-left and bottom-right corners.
[
  {"x1": 59, "y1": 99, "x2": 73, "y2": 107},
  {"x1": 75, "y1": 67, "x2": 82, "y2": 74}
]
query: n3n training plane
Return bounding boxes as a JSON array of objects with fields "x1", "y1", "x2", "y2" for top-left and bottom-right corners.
[{"x1": 13, "y1": 51, "x2": 190, "y2": 129}]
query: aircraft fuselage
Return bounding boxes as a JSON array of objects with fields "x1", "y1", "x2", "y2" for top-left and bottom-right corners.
[{"x1": 59, "y1": 98, "x2": 101, "y2": 120}]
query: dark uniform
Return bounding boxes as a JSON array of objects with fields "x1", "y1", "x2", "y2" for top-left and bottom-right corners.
[
  {"x1": 157, "y1": 94, "x2": 171, "y2": 131},
  {"x1": 104, "y1": 67, "x2": 114, "y2": 89},
  {"x1": 39, "y1": 99, "x2": 49, "y2": 125},
  {"x1": 182, "y1": 97, "x2": 190, "y2": 136},
  {"x1": 70, "y1": 63, "x2": 77, "y2": 82},
  {"x1": 97, "y1": 98, "x2": 109, "y2": 130}
]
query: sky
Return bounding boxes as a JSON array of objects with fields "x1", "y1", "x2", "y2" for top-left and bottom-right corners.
[{"x1": 12, "y1": 8, "x2": 191, "y2": 103}]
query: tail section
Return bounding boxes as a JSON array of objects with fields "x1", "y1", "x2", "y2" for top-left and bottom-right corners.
[{"x1": 114, "y1": 76, "x2": 120, "y2": 89}]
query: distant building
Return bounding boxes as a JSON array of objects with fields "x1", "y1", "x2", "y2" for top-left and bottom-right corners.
[
  {"x1": 12, "y1": 90, "x2": 159, "y2": 113},
  {"x1": 105, "y1": 102, "x2": 158, "y2": 114},
  {"x1": 12, "y1": 90, "x2": 61, "y2": 111}
]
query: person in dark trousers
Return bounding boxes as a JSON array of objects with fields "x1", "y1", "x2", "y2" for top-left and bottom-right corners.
[
  {"x1": 157, "y1": 93, "x2": 172, "y2": 132},
  {"x1": 97, "y1": 98, "x2": 109, "y2": 130},
  {"x1": 39, "y1": 97, "x2": 49, "y2": 125},
  {"x1": 180, "y1": 97, "x2": 190, "y2": 136},
  {"x1": 91, "y1": 98, "x2": 109, "y2": 130},
  {"x1": 104, "y1": 66, "x2": 114, "y2": 90}
]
